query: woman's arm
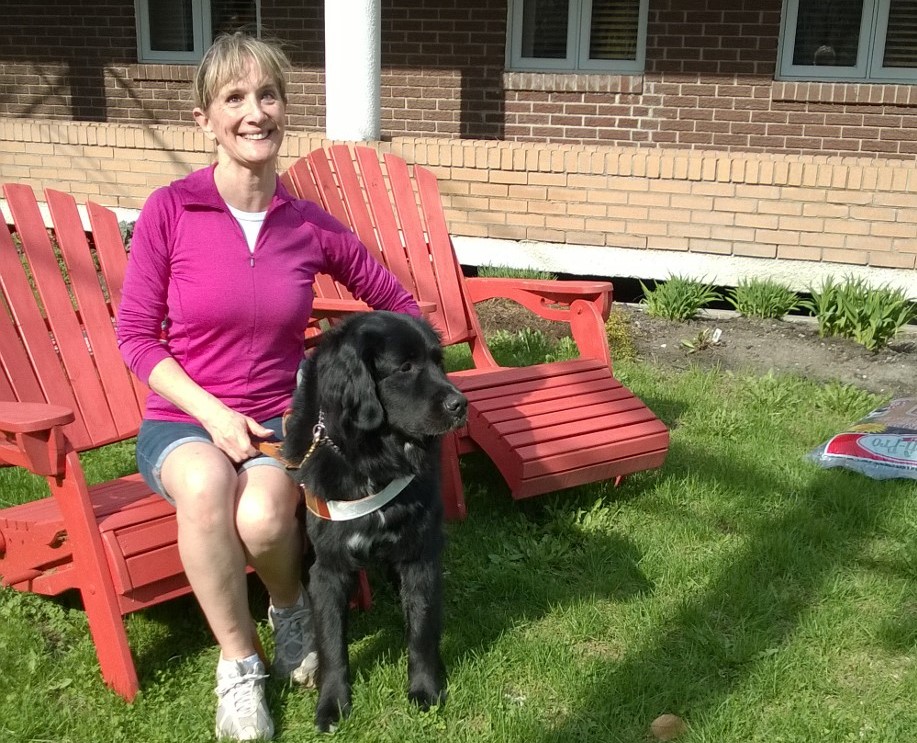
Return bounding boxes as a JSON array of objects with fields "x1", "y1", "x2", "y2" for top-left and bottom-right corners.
[
  {"x1": 147, "y1": 358, "x2": 272, "y2": 463},
  {"x1": 119, "y1": 188, "x2": 270, "y2": 461}
]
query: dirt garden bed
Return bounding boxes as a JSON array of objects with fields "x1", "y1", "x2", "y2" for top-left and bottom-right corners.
[{"x1": 475, "y1": 299, "x2": 917, "y2": 398}]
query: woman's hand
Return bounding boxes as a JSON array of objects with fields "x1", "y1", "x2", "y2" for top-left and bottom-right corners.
[
  {"x1": 201, "y1": 406, "x2": 274, "y2": 463},
  {"x1": 147, "y1": 358, "x2": 274, "y2": 462}
]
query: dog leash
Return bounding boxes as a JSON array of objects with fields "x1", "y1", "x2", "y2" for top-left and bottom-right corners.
[{"x1": 253, "y1": 411, "x2": 415, "y2": 521}]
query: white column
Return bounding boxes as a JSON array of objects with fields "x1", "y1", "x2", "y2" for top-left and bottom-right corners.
[{"x1": 324, "y1": 0, "x2": 381, "y2": 141}]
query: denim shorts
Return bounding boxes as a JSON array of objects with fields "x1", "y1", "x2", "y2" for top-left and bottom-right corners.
[{"x1": 136, "y1": 415, "x2": 286, "y2": 504}]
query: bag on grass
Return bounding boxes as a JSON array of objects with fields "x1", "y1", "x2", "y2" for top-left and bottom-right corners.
[{"x1": 809, "y1": 397, "x2": 917, "y2": 480}]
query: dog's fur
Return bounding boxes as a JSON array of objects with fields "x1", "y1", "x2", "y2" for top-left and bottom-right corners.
[{"x1": 282, "y1": 311, "x2": 467, "y2": 732}]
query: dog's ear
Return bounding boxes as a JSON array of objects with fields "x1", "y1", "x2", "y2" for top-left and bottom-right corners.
[{"x1": 318, "y1": 338, "x2": 384, "y2": 431}]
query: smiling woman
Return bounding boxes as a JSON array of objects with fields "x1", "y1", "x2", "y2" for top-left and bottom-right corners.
[
  {"x1": 115, "y1": 32, "x2": 421, "y2": 742},
  {"x1": 191, "y1": 35, "x2": 288, "y2": 209}
]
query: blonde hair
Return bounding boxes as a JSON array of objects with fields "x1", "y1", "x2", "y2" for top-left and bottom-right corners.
[{"x1": 193, "y1": 33, "x2": 290, "y2": 111}]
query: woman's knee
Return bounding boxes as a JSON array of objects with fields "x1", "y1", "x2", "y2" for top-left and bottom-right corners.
[
  {"x1": 235, "y1": 471, "x2": 300, "y2": 549},
  {"x1": 162, "y1": 443, "x2": 238, "y2": 528}
]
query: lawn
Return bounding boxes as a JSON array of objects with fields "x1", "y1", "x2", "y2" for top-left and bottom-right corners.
[{"x1": 2, "y1": 332, "x2": 916, "y2": 743}]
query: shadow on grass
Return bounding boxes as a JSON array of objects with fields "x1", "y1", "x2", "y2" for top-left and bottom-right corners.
[{"x1": 522, "y1": 435, "x2": 911, "y2": 742}]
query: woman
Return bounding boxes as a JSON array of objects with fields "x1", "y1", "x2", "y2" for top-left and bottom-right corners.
[{"x1": 117, "y1": 33, "x2": 419, "y2": 741}]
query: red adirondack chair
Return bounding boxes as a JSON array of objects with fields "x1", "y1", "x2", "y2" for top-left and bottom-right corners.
[
  {"x1": 0, "y1": 184, "x2": 370, "y2": 701},
  {"x1": 282, "y1": 146, "x2": 670, "y2": 519}
]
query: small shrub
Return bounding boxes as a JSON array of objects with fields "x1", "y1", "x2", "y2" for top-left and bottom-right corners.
[
  {"x1": 725, "y1": 278, "x2": 799, "y2": 319},
  {"x1": 801, "y1": 276, "x2": 846, "y2": 338},
  {"x1": 640, "y1": 275, "x2": 721, "y2": 321},
  {"x1": 802, "y1": 276, "x2": 916, "y2": 351},
  {"x1": 850, "y1": 284, "x2": 916, "y2": 351},
  {"x1": 605, "y1": 308, "x2": 636, "y2": 362},
  {"x1": 118, "y1": 220, "x2": 135, "y2": 250},
  {"x1": 476, "y1": 264, "x2": 557, "y2": 280}
]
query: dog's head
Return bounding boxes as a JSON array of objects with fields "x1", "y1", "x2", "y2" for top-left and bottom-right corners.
[{"x1": 314, "y1": 311, "x2": 467, "y2": 440}]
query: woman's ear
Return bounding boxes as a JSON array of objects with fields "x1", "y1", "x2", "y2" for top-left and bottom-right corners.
[{"x1": 193, "y1": 107, "x2": 216, "y2": 141}]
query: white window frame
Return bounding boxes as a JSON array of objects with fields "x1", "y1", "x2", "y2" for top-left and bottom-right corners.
[
  {"x1": 778, "y1": 0, "x2": 917, "y2": 83},
  {"x1": 507, "y1": 0, "x2": 649, "y2": 74},
  {"x1": 135, "y1": 0, "x2": 260, "y2": 64}
]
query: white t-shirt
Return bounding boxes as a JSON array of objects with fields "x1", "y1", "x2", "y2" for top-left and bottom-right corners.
[{"x1": 227, "y1": 204, "x2": 267, "y2": 253}]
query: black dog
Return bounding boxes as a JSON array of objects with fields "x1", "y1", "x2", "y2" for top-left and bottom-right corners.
[{"x1": 282, "y1": 311, "x2": 467, "y2": 732}]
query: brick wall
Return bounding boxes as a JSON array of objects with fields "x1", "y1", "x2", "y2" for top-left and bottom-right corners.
[
  {"x1": 3, "y1": 1, "x2": 917, "y2": 159},
  {"x1": 2, "y1": 119, "x2": 915, "y2": 274}
]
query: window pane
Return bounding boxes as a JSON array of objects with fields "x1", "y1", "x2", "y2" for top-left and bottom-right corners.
[
  {"x1": 211, "y1": 0, "x2": 258, "y2": 38},
  {"x1": 883, "y1": 0, "x2": 917, "y2": 68},
  {"x1": 148, "y1": 0, "x2": 195, "y2": 52},
  {"x1": 589, "y1": 0, "x2": 640, "y2": 61},
  {"x1": 792, "y1": 0, "x2": 863, "y2": 67},
  {"x1": 521, "y1": 0, "x2": 569, "y2": 58}
]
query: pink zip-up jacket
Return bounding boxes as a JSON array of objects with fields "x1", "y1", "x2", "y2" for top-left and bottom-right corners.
[{"x1": 117, "y1": 165, "x2": 420, "y2": 423}]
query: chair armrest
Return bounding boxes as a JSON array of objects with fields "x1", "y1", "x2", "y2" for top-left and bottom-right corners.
[
  {"x1": 0, "y1": 401, "x2": 74, "y2": 476},
  {"x1": 464, "y1": 277, "x2": 613, "y2": 322},
  {"x1": 306, "y1": 299, "x2": 439, "y2": 350},
  {"x1": 464, "y1": 277, "x2": 614, "y2": 367},
  {"x1": 311, "y1": 298, "x2": 437, "y2": 319}
]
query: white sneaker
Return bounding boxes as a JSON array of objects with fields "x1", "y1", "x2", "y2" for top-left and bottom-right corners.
[
  {"x1": 215, "y1": 655, "x2": 274, "y2": 741},
  {"x1": 268, "y1": 587, "x2": 319, "y2": 686}
]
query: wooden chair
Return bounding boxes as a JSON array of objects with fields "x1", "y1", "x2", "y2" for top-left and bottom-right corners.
[
  {"x1": 0, "y1": 184, "x2": 370, "y2": 701},
  {"x1": 282, "y1": 146, "x2": 670, "y2": 520}
]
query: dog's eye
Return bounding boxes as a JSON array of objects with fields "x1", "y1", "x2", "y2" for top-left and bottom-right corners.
[{"x1": 399, "y1": 361, "x2": 414, "y2": 373}]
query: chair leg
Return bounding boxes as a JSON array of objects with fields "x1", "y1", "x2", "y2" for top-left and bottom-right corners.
[
  {"x1": 440, "y1": 432, "x2": 466, "y2": 521},
  {"x1": 349, "y1": 569, "x2": 373, "y2": 611},
  {"x1": 49, "y1": 452, "x2": 139, "y2": 701}
]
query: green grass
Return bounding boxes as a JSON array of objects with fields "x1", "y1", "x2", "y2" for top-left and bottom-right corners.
[{"x1": 3, "y1": 331, "x2": 917, "y2": 742}]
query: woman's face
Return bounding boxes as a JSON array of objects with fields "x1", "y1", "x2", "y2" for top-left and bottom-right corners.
[{"x1": 193, "y1": 59, "x2": 286, "y2": 173}]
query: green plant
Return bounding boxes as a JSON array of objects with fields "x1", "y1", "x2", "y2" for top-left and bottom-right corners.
[
  {"x1": 801, "y1": 276, "x2": 845, "y2": 338},
  {"x1": 118, "y1": 220, "x2": 135, "y2": 249},
  {"x1": 802, "y1": 276, "x2": 916, "y2": 351},
  {"x1": 725, "y1": 278, "x2": 799, "y2": 319},
  {"x1": 680, "y1": 327, "x2": 722, "y2": 354},
  {"x1": 487, "y1": 327, "x2": 556, "y2": 366},
  {"x1": 640, "y1": 275, "x2": 721, "y2": 321},
  {"x1": 476, "y1": 264, "x2": 557, "y2": 280},
  {"x1": 605, "y1": 308, "x2": 637, "y2": 362},
  {"x1": 813, "y1": 381, "x2": 882, "y2": 418}
]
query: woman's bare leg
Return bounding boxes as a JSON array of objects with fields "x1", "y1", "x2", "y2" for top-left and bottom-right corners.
[{"x1": 162, "y1": 442, "x2": 257, "y2": 660}]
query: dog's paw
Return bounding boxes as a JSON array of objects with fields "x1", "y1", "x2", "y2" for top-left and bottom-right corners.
[
  {"x1": 315, "y1": 689, "x2": 352, "y2": 733},
  {"x1": 408, "y1": 684, "x2": 447, "y2": 711}
]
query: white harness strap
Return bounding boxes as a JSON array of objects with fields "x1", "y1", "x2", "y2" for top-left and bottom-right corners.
[{"x1": 303, "y1": 475, "x2": 415, "y2": 521}]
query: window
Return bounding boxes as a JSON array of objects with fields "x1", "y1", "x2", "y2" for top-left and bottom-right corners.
[
  {"x1": 779, "y1": 0, "x2": 917, "y2": 83},
  {"x1": 507, "y1": 0, "x2": 649, "y2": 73},
  {"x1": 136, "y1": 0, "x2": 259, "y2": 63}
]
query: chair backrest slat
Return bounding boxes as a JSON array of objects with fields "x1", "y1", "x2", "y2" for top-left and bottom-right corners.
[
  {"x1": 413, "y1": 163, "x2": 478, "y2": 343},
  {"x1": 327, "y1": 145, "x2": 385, "y2": 265},
  {"x1": 384, "y1": 154, "x2": 461, "y2": 341},
  {"x1": 86, "y1": 199, "x2": 150, "y2": 410},
  {"x1": 1, "y1": 185, "x2": 93, "y2": 446},
  {"x1": 352, "y1": 148, "x2": 418, "y2": 297},
  {"x1": 282, "y1": 159, "x2": 322, "y2": 207},
  {"x1": 284, "y1": 157, "x2": 356, "y2": 302},
  {"x1": 46, "y1": 189, "x2": 143, "y2": 439},
  {"x1": 1, "y1": 184, "x2": 145, "y2": 450},
  {"x1": 283, "y1": 147, "x2": 483, "y2": 349},
  {"x1": 0, "y1": 228, "x2": 52, "y2": 406}
]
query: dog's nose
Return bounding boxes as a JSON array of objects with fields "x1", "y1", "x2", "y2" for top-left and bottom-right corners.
[{"x1": 444, "y1": 392, "x2": 467, "y2": 416}]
